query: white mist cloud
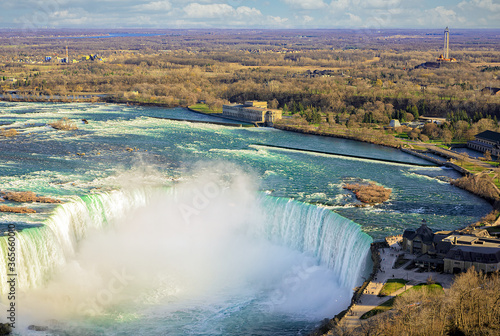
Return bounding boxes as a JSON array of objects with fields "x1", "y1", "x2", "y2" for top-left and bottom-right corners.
[{"x1": 17, "y1": 166, "x2": 350, "y2": 327}]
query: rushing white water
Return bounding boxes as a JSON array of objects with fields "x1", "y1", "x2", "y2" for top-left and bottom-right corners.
[{"x1": 0, "y1": 172, "x2": 371, "y2": 334}]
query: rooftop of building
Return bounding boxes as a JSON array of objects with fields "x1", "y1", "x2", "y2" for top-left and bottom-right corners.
[
  {"x1": 403, "y1": 221, "x2": 434, "y2": 243},
  {"x1": 474, "y1": 130, "x2": 500, "y2": 143},
  {"x1": 223, "y1": 103, "x2": 281, "y2": 113},
  {"x1": 457, "y1": 235, "x2": 498, "y2": 247},
  {"x1": 446, "y1": 245, "x2": 500, "y2": 263}
]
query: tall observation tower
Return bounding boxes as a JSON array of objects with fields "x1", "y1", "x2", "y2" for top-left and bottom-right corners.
[
  {"x1": 443, "y1": 27, "x2": 450, "y2": 59},
  {"x1": 437, "y1": 27, "x2": 456, "y2": 62}
]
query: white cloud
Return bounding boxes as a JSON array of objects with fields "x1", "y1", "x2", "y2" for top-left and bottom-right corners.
[
  {"x1": 283, "y1": 0, "x2": 327, "y2": 10},
  {"x1": 330, "y1": 0, "x2": 402, "y2": 10},
  {"x1": 184, "y1": 3, "x2": 235, "y2": 18},
  {"x1": 417, "y1": 6, "x2": 467, "y2": 27},
  {"x1": 235, "y1": 6, "x2": 262, "y2": 16},
  {"x1": 346, "y1": 12, "x2": 362, "y2": 24},
  {"x1": 50, "y1": 8, "x2": 91, "y2": 25},
  {"x1": 133, "y1": 1, "x2": 172, "y2": 12},
  {"x1": 267, "y1": 15, "x2": 289, "y2": 25},
  {"x1": 330, "y1": 0, "x2": 350, "y2": 10},
  {"x1": 183, "y1": 3, "x2": 262, "y2": 19},
  {"x1": 362, "y1": 0, "x2": 401, "y2": 9},
  {"x1": 471, "y1": 0, "x2": 500, "y2": 11},
  {"x1": 303, "y1": 15, "x2": 314, "y2": 23}
]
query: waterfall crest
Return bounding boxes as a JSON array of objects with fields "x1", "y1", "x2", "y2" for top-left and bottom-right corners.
[
  {"x1": 0, "y1": 188, "x2": 371, "y2": 295},
  {"x1": 258, "y1": 196, "x2": 372, "y2": 288},
  {"x1": 0, "y1": 189, "x2": 151, "y2": 294}
]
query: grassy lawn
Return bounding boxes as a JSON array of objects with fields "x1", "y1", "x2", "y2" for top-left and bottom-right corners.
[
  {"x1": 360, "y1": 283, "x2": 443, "y2": 320},
  {"x1": 188, "y1": 103, "x2": 222, "y2": 114},
  {"x1": 454, "y1": 161, "x2": 488, "y2": 173},
  {"x1": 360, "y1": 297, "x2": 396, "y2": 319},
  {"x1": 410, "y1": 283, "x2": 444, "y2": 295},
  {"x1": 412, "y1": 145, "x2": 427, "y2": 151},
  {"x1": 379, "y1": 279, "x2": 408, "y2": 296}
]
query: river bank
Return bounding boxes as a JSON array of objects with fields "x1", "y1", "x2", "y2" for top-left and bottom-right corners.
[{"x1": 274, "y1": 123, "x2": 401, "y2": 149}]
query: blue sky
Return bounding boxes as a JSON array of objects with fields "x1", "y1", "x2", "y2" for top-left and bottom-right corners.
[{"x1": 2, "y1": 0, "x2": 499, "y2": 29}]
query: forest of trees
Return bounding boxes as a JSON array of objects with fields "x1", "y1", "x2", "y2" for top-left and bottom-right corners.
[
  {"x1": 1, "y1": 30, "x2": 498, "y2": 129},
  {"x1": 331, "y1": 268, "x2": 500, "y2": 336}
]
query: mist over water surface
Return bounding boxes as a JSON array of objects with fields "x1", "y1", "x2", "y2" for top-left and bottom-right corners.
[{"x1": 7, "y1": 170, "x2": 368, "y2": 335}]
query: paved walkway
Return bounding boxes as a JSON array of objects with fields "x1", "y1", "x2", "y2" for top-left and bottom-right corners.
[{"x1": 341, "y1": 246, "x2": 454, "y2": 330}]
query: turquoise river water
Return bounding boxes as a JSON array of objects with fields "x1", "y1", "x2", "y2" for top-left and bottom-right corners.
[{"x1": 0, "y1": 102, "x2": 492, "y2": 335}]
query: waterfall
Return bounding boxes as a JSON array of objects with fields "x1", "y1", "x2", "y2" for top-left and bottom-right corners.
[
  {"x1": 0, "y1": 188, "x2": 371, "y2": 296},
  {"x1": 0, "y1": 189, "x2": 151, "y2": 294},
  {"x1": 258, "y1": 196, "x2": 372, "y2": 288}
]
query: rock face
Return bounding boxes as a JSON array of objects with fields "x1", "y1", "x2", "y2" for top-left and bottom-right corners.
[
  {"x1": 0, "y1": 323, "x2": 12, "y2": 335},
  {"x1": 0, "y1": 190, "x2": 61, "y2": 213},
  {"x1": 0, "y1": 205, "x2": 37, "y2": 213},
  {"x1": 1, "y1": 191, "x2": 61, "y2": 203}
]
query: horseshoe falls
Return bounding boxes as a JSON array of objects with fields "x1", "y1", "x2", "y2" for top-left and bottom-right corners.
[{"x1": 0, "y1": 102, "x2": 492, "y2": 335}]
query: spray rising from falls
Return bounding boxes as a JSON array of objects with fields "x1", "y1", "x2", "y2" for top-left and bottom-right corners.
[
  {"x1": 0, "y1": 189, "x2": 151, "y2": 293},
  {"x1": 0, "y1": 172, "x2": 372, "y2": 330}
]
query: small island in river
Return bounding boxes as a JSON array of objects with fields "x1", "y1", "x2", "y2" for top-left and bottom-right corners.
[{"x1": 343, "y1": 182, "x2": 392, "y2": 205}]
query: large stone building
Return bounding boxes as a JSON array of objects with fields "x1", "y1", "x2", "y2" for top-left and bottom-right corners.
[
  {"x1": 467, "y1": 130, "x2": 500, "y2": 156},
  {"x1": 222, "y1": 101, "x2": 282, "y2": 125},
  {"x1": 402, "y1": 220, "x2": 434, "y2": 254},
  {"x1": 440, "y1": 235, "x2": 500, "y2": 273},
  {"x1": 402, "y1": 221, "x2": 500, "y2": 274}
]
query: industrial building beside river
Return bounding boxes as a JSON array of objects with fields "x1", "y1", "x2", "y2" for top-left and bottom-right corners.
[{"x1": 222, "y1": 101, "x2": 282, "y2": 126}]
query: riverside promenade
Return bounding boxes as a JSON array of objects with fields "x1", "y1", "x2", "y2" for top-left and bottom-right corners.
[{"x1": 340, "y1": 244, "x2": 454, "y2": 331}]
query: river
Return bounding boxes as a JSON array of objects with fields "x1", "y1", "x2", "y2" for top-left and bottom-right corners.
[{"x1": 0, "y1": 102, "x2": 491, "y2": 335}]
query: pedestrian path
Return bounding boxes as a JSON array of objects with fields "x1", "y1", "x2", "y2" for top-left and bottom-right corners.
[{"x1": 340, "y1": 247, "x2": 454, "y2": 330}]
